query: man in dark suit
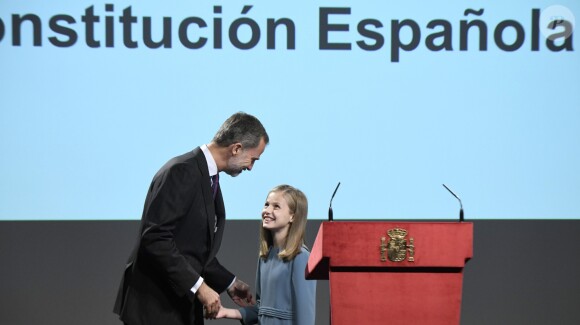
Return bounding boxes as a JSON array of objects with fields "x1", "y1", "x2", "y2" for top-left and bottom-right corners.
[{"x1": 114, "y1": 112, "x2": 269, "y2": 325}]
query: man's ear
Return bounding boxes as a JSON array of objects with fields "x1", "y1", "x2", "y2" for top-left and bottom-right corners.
[{"x1": 230, "y1": 143, "x2": 243, "y2": 155}]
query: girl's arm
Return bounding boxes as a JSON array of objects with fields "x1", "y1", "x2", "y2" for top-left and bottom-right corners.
[
  {"x1": 216, "y1": 305, "x2": 261, "y2": 325},
  {"x1": 292, "y1": 250, "x2": 317, "y2": 325},
  {"x1": 215, "y1": 306, "x2": 242, "y2": 319}
]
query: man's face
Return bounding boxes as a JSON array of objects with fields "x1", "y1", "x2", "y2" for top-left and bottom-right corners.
[{"x1": 224, "y1": 138, "x2": 267, "y2": 177}]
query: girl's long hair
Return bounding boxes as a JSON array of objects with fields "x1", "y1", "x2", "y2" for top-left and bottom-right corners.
[{"x1": 259, "y1": 185, "x2": 308, "y2": 261}]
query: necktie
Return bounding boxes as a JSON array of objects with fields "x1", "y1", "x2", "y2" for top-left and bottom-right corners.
[
  {"x1": 211, "y1": 174, "x2": 219, "y2": 199},
  {"x1": 211, "y1": 174, "x2": 219, "y2": 233}
]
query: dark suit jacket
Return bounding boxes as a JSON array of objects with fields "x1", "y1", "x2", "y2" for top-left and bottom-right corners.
[{"x1": 114, "y1": 148, "x2": 234, "y2": 325}]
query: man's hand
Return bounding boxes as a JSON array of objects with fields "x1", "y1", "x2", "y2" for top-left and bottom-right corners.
[
  {"x1": 227, "y1": 279, "x2": 255, "y2": 307},
  {"x1": 196, "y1": 282, "x2": 221, "y2": 319}
]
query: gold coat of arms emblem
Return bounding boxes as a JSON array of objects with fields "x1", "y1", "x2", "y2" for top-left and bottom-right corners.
[{"x1": 380, "y1": 228, "x2": 415, "y2": 262}]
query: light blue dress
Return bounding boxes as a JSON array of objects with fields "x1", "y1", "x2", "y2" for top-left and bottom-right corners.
[{"x1": 239, "y1": 246, "x2": 316, "y2": 325}]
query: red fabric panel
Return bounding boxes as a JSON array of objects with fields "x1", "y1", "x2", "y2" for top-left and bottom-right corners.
[
  {"x1": 306, "y1": 222, "x2": 473, "y2": 324},
  {"x1": 330, "y1": 271, "x2": 464, "y2": 325},
  {"x1": 308, "y1": 222, "x2": 473, "y2": 270}
]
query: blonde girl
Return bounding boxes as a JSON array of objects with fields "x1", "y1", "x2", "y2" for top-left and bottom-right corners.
[{"x1": 216, "y1": 185, "x2": 316, "y2": 324}]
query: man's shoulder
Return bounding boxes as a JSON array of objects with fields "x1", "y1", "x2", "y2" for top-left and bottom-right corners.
[
  {"x1": 174, "y1": 147, "x2": 202, "y2": 162},
  {"x1": 156, "y1": 148, "x2": 204, "y2": 177}
]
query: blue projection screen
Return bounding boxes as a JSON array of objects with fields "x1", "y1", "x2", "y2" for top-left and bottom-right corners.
[{"x1": 1, "y1": 1, "x2": 579, "y2": 220}]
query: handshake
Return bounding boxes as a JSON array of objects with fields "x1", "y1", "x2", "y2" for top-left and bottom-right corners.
[{"x1": 196, "y1": 278, "x2": 255, "y2": 320}]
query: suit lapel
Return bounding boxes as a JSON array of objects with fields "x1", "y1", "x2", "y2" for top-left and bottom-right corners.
[
  {"x1": 209, "y1": 188, "x2": 226, "y2": 259},
  {"x1": 193, "y1": 147, "x2": 217, "y2": 247}
]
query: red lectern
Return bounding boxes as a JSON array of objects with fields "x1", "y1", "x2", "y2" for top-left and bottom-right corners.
[{"x1": 306, "y1": 222, "x2": 473, "y2": 325}]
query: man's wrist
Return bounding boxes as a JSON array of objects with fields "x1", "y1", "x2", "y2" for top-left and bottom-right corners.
[
  {"x1": 226, "y1": 276, "x2": 237, "y2": 292},
  {"x1": 191, "y1": 277, "x2": 204, "y2": 295}
]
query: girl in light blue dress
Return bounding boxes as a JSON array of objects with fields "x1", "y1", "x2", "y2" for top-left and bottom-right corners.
[{"x1": 216, "y1": 185, "x2": 316, "y2": 325}]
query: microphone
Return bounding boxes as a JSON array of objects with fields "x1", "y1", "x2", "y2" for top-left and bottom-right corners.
[
  {"x1": 442, "y1": 184, "x2": 464, "y2": 222},
  {"x1": 328, "y1": 182, "x2": 341, "y2": 221}
]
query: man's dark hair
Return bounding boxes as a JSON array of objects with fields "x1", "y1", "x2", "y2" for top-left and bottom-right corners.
[{"x1": 212, "y1": 112, "x2": 269, "y2": 148}]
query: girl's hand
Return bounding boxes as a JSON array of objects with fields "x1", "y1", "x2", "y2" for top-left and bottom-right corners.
[{"x1": 213, "y1": 306, "x2": 243, "y2": 320}]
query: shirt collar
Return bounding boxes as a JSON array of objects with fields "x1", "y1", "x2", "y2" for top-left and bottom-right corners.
[{"x1": 200, "y1": 144, "x2": 218, "y2": 177}]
